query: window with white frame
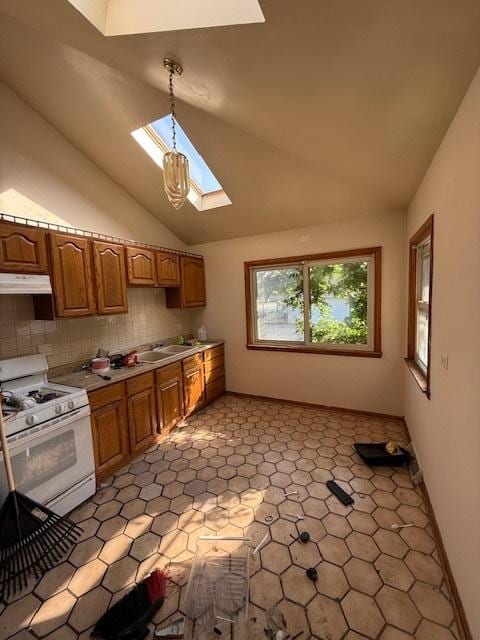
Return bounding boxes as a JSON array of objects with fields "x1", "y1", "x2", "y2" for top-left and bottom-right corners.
[
  {"x1": 407, "y1": 216, "x2": 434, "y2": 395},
  {"x1": 245, "y1": 248, "x2": 382, "y2": 357}
]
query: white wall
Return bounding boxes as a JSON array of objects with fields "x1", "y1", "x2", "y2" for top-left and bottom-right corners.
[
  {"x1": 0, "y1": 81, "x2": 184, "y2": 249},
  {"x1": 404, "y1": 69, "x2": 480, "y2": 637},
  {"x1": 193, "y1": 211, "x2": 406, "y2": 416},
  {"x1": 0, "y1": 81, "x2": 200, "y2": 366}
]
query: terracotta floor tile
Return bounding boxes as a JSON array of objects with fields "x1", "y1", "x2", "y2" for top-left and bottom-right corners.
[
  {"x1": 409, "y1": 582, "x2": 454, "y2": 626},
  {"x1": 281, "y1": 565, "x2": 317, "y2": 605},
  {"x1": 316, "y1": 562, "x2": 349, "y2": 599},
  {"x1": 415, "y1": 620, "x2": 457, "y2": 640},
  {"x1": 376, "y1": 585, "x2": 421, "y2": 633},
  {"x1": 30, "y1": 591, "x2": 76, "y2": 637},
  {"x1": 344, "y1": 557, "x2": 382, "y2": 595},
  {"x1": 307, "y1": 594, "x2": 348, "y2": 640},
  {"x1": 342, "y1": 590, "x2": 385, "y2": 638},
  {"x1": 68, "y1": 559, "x2": 107, "y2": 597},
  {"x1": 405, "y1": 550, "x2": 444, "y2": 586},
  {"x1": 1, "y1": 396, "x2": 463, "y2": 640},
  {"x1": 260, "y1": 541, "x2": 292, "y2": 574}
]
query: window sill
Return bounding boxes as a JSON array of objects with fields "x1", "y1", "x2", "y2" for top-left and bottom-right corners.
[
  {"x1": 247, "y1": 344, "x2": 382, "y2": 358},
  {"x1": 405, "y1": 358, "x2": 430, "y2": 397}
]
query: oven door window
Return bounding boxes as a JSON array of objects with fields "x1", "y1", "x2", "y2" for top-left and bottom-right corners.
[{"x1": 12, "y1": 429, "x2": 78, "y2": 494}]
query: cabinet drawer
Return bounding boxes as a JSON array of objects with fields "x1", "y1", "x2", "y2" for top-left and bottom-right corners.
[
  {"x1": 206, "y1": 377, "x2": 225, "y2": 402},
  {"x1": 204, "y1": 345, "x2": 224, "y2": 362},
  {"x1": 205, "y1": 365, "x2": 225, "y2": 385},
  {"x1": 183, "y1": 353, "x2": 203, "y2": 370},
  {"x1": 127, "y1": 371, "x2": 154, "y2": 396},
  {"x1": 204, "y1": 354, "x2": 224, "y2": 374},
  {"x1": 156, "y1": 361, "x2": 182, "y2": 384},
  {"x1": 89, "y1": 382, "x2": 125, "y2": 411}
]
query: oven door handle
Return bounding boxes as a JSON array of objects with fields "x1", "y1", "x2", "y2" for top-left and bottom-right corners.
[{"x1": 6, "y1": 404, "x2": 91, "y2": 448}]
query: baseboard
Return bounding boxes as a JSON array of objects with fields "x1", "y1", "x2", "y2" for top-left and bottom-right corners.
[
  {"x1": 419, "y1": 481, "x2": 472, "y2": 640},
  {"x1": 225, "y1": 390, "x2": 404, "y2": 420}
]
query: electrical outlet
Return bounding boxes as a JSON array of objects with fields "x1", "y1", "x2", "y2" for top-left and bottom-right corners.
[
  {"x1": 441, "y1": 353, "x2": 448, "y2": 370},
  {"x1": 37, "y1": 343, "x2": 52, "y2": 356}
]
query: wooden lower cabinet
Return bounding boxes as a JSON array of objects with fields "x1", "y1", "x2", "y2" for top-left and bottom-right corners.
[
  {"x1": 88, "y1": 345, "x2": 225, "y2": 481},
  {"x1": 156, "y1": 362, "x2": 184, "y2": 432},
  {"x1": 183, "y1": 358, "x2": 205, "y2": 416},
  {"x1": 127, "y1": 372, "x2": 157, "y2": 453},
  {"x1": 203, "y1": 345, "x2": 225, "y2": 401},
  {"x1": 89, "y1": 383, "x2": 129, "y2": 480}
]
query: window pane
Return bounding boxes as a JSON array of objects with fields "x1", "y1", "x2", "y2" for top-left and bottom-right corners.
[
  {"x1": 416, "y1": 307, "x2": 429, "y2": 371},
  {"x1": 309, "y1": 260, "x2": 368, "y2": 345},
  {"x1": 255, "y1": 268, "x2": 304, "y2": 341},
  {"x1": 417, "y1": 240, "x2": 431, "y2": 304}
]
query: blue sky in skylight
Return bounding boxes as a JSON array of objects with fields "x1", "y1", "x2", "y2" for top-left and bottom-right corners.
[{"x1": 151, "y1": 116, "x2": 222, "y2": 193}]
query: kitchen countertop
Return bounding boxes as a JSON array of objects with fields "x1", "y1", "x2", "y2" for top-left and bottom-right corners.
[{"x1": 50, "y1": 341, "x2": 224, "y2": 393}]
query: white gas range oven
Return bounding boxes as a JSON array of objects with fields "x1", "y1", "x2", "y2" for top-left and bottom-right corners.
[{"x1": 0, "y1": 354, "x2": 95, "y2": 515}]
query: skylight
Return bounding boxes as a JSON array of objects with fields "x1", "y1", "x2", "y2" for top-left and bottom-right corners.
[
  {"x1": 132, "y1": 116, "x2": 231, "y2": 211},
  {"x1": 67, "y1": 0, "x2": 264, "y2": 36}
]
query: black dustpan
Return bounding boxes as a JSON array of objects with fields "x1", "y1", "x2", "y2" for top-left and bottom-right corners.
[{"x1": 0, "y1": 408, "x2": 82, "y2": 600}]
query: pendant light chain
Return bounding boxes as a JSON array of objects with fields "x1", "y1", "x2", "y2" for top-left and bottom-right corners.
[
  {"x1": 163, "y1": 57, "x2": 189, "y2": 209},
  {"x1": 168, "y1": 68, "x2": 177, "y2": 152}
]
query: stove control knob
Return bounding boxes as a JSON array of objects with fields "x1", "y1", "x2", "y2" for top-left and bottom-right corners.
[
  {"x1": 26, "y1": 415, "x2": 37, "y2": 426},
  {"x1": 68, "y1": 400, "x2": 76, "y2": 410},
  {"x1": 55, "y1": 405, "x2": 63, "y2": 415}
]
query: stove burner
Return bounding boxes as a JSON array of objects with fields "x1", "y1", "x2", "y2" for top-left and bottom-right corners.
[{"x1": 27, "y1": 389, "x2": 64, "y2": 404}]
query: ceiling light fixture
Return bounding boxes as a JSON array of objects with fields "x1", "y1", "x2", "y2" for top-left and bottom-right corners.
[{"x1": 163, "y1": 58, "x2": 190, "y2": 210}]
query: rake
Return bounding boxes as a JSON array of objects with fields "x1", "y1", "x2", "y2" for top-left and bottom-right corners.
[{"x1": 0, "y1": 407, "x2": 82, "y2": 600}]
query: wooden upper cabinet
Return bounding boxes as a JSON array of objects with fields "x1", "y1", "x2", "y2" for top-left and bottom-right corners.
[
  {"x1": 156, "y1": 251, "x2": 180, "y2": 287},
  {"x1": 126, "y1": 247, "x2": 156, "y2": 286},
  {"x1": 93, "y1": 241, "x2": 128, "y2": 315},
  {"x1": 166, "y1": 256, "x2": 206, "y2": 308},
  {"x1": 48, "y1": 233, "x2": 96, "y2": 317},
  {"x1": 0, "y1": 223, "x2": 48, "y2": 273}
]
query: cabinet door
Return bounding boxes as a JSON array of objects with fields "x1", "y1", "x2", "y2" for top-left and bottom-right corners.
[
  {"x1": 89, "y1": 384, "x2": 129, "y2": 479},
  {"x1": 0, "y1": 223, "x2": 48, "y2": 273},
  {"x1": 181, "y1": 256, "x2": 206, "y2": 306},
  {"x1": 157, "y1": 369, "x2": 184, "y2": 432},
  {"x1": 93, "y1": 241, "x2": 128, "y2": 314},
  {"x1": 183, "y1": 365, "x2": 205, "y2": 416},
  {"x1": 49, "y1": 233, "x2": 96, "y2": 317},
  {"x1": 156, "y1": 251, "x2": 180, "y2": 286},
  {"x1": 166, "y1": 256, "x2": 206, "y2": 308},
  {"x1": 127, "y1": 373, "x2": 157, "y2": 453},
  {"x1": 126, "y1": 247, "x2": 156, "y2": 286}
]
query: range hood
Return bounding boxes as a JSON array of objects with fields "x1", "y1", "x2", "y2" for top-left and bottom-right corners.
[{"x1": 0, "y1": 273, "x2": 52, "y2": 295}]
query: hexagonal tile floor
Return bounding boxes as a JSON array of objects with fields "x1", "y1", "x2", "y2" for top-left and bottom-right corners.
[{"x1": 0, "y1": 395, "x2": 459, "y2": 639}]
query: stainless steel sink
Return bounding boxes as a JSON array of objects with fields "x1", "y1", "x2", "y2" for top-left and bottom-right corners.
[
  {"x1": 154, "y1": 345, "x2": 196, "y2": 355},
  {"x1": 137, "y1": 350, "x2": 173, "y2": 363}
]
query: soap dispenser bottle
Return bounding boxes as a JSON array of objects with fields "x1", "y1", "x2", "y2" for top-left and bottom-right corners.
[{"x1": 197, "y1": 324, "x2": 208, "y2": 342}]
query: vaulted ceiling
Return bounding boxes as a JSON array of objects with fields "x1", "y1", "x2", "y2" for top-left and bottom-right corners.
[{"x1": 1, "y1": 0, "x2": 480, "y2": 244}]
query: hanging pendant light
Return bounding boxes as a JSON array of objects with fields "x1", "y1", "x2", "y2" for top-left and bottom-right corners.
[{"x1": 163, "y1": 58, "x2": 190, "y2": 209}]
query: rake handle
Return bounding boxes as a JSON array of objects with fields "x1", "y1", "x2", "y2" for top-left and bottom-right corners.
[{"x1": 0, "y1": 405, "x2": 15, "y2": 492}]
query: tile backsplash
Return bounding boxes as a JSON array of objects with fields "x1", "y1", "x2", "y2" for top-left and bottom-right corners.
[{"x1": 0, "y1": 290, "x2": 201, "y2": 368}]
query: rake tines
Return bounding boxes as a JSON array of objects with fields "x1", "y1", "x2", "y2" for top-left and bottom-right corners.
[{"x1": 0, "y1": 492, "x2": 82, "y2": 600}]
